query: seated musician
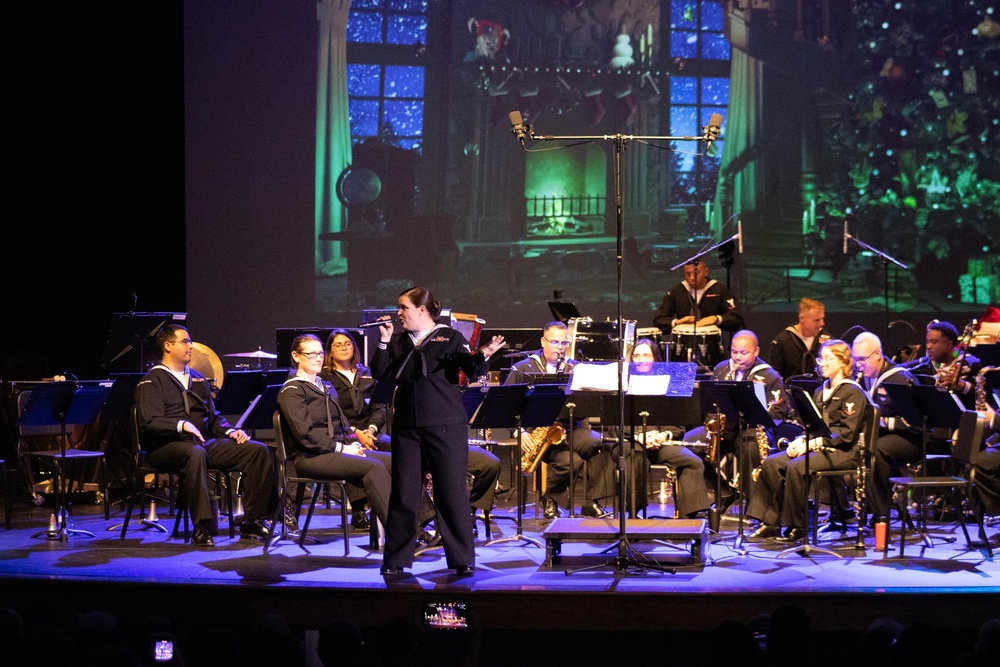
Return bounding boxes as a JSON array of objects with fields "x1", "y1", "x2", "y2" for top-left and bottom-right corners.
[
  {"x1": 652, "y1": 259, "x2": 743, "y2": 370},
  {"x1": 683, "y1": 330, "x2": 797, "y2": 512},
  {"x1": 852, "y1": 332, "x2": 920, "y2": 524},
  {"x1": 973, "y1": 403, "x2": 1000, "y2": 518},
  {"x1": 901, "y1": 320, "x2": 982, "y2": 408},
  {"x1": 747, "y1": 339, "x2": 868, "y2": 543},
  {"x1": 320, "y1": 329, "x2": 500, "y2": 536},
  {"x1": 768, "y1": 297, "x2": 832, "y2": 381},
  {"x1": 628, "y1": 339, "x2": 710, "y2": 519},
  {"x1": 504, "y1": 321, "x2": 614, "y2": 519}
]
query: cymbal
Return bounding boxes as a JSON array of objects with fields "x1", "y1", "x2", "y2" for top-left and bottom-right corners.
[
  {"x1": 191, "y1": 342, "x2": 225, "y2": 390},
  {"x1": 225, "y1": 350, "x2": 278, "y2": 359}
]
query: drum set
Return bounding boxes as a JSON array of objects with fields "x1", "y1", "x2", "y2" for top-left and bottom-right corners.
[{"x1": 634, "y1": 324, "x2": 723, "y2": 367}]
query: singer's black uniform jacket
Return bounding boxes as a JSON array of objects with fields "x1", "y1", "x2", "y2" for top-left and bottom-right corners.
[
  {"x1": 653, "y1": 279, "x2": 743, "y2": 368},
  {"x1": 321, "y1": 365, "x2": 500, "y2": 513},
  {"x1": 370, "y1": 325, "x2": 488, "y2": 569},
  {"x1": 135, "y1": 365, "x2": 276, "y2": 526},
  {"x1": 276, "y1": 377, "x2": 392, "y2": 527},
  {"x1": 504, "y1": 353, "x2": 613, "y2": 507},
  {"x1": 747, "y1": 379, "x2": 868, "y2": 530},
  {"x1": 861, "y1": 361, "x2": 921, "y2": 519},
  {"x1": 973, "y1": 411, "x2": 1000, "y2": 515},
  {"x1": 768, "y1": 325, "x2": 833, "y2": 380}
]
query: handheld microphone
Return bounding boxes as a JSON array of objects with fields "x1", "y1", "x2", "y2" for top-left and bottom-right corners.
[
  {"x1": 737, "y1": 220, "x2": 744, "y2": 254},
  {"x1": 843, "y1": 220, "x2": 849, "y2": 254},
  {"x1": 357, "y1": 320, "x2": 394, "y2": 329},
  {"x1": 703, "y1": 113, "x2": 723, "y2": 154},
  {"x1": 508, "y1": 110, "x2": 529, "y2": 144}
]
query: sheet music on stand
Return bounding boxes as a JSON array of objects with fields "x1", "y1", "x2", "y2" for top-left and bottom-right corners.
[{"x1": 787, "y1": 386, "x2": 833, "y2": 440}]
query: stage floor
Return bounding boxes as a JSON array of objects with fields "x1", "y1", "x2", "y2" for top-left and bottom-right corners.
[{"x1": 2, "y1": 490, "x2": 998, "y2": 648}]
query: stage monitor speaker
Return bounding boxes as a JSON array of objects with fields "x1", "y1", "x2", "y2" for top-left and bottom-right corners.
[
  {"x1": 275, "y1": 327, "x2": 367, "y2": 369},
  {"x1": 102, "y1": 312, "x2": 187, "y2": 372}
]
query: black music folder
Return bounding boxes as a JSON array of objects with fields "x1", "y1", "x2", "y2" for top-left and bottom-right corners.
[
  {"x1": 787, "y1": 385, "x2": 833, "y2": 440},
  {"x1": 701, "y1": 380, "x2": 775, "y2": 430}
]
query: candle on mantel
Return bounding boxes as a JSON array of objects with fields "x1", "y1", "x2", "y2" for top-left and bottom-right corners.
[
  {"x1": 639, "y1": 34, "x2": 646, "y2": 65},
  {"x1": 705, "y1": 201, "x2": 711, "y2": 223},
  {"x1": 647, "y1": 23, "x2": 653, "y2": 61},
  {"x1": 802, "y1": 210, "x2": 810, "y2": 235},
  {"x1": 810, "y1": 199, "x2": 816, "y2": 229}
]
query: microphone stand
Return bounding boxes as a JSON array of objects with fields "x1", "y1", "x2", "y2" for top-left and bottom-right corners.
[
  {"x1": 844, "y1": 229, "x2": 908, "y2": 338},
  {"x1": 521, "y1": 122, "x2": 720, "y2": 574}
]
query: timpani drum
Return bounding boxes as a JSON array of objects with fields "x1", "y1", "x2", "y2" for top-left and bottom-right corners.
[{"x1": 670, "y1": 323, "x2": 722, "y2": 365}]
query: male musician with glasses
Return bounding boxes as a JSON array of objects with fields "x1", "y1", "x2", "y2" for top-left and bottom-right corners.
[
  {"x1": 652, "y1": 259, "x2": 743, "y2": 370},
  {"x1": 852, "y1": 332, "x2": 920, "y2": 525},
  {"x1": 135, "y1": 324, "x2": 278, "y2": 547},
  {"x1": 901, "y1": 320, "x2": 982, "y2": 408},
  {"x1": 504, "y1": 321, "x2": 613, "y2": 519}
]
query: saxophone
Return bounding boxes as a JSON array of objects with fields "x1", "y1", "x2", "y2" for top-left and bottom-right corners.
[
  {"x1": 522, "y1": 422, "x2": 565, "y2": 474},
  {"x1": 704, "y1": 412, "x2": 725, "y2": 467},
  {"x1": 750, "y1": 425, "x2": 771, "y2": 482}
]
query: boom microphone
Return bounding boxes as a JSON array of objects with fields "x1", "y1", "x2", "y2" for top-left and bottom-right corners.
[
  {"x1": 703, "y1": 113, "x2": 723, "y2": 154},
  {"x1": 509, "y1": 110, "x2": 528, "y2": 144}
]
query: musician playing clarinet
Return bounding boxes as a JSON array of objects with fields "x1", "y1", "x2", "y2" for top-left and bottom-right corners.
[
  {"x1": 852, "y1": 332, "x2": 920, "y2": 525},
  {"x1": 901, "y1": 320, "x2": 981, "y2": 408}
]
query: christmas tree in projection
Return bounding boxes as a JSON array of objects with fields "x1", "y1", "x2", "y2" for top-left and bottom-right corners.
[{"x1": 820, "y1": 1, "x2": 998, "y2": 300}]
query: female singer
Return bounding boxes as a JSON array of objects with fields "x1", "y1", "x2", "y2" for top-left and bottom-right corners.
[
  {"x1": 746, "y1": 339, "x2": 868, "y2": 542},
  {"x1": 370, "y1": 287, "x2": 505, "y2": 576}
]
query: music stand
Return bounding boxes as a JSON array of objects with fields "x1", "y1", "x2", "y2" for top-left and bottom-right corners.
[
  {"x1": 547, "y1": 301, "x2": 582, "y2": 324},
  {"x1": 776, "y1": 386, "x2": 842, "y2": 558},
  {"x1": 215, "y1": 370, "x2": 265, "y2": 416},
  {"x1": 235, "y1": 384, "x2": 284, "y2": 434},
  {"x1": 882, "y1": 383, "x2": 966, "y2": 547},
  {"x1": 20, "y1": 381, "x2": 113, "y2": 541},
  {"x1": 701, "y1": 381, "x2": 775, "y2": 552},
  {"x1": 478, "y1": 383, "x2": 565, "y2": 548}
]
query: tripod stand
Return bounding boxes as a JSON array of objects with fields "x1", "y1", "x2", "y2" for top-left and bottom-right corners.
[
  {"x1": 20, "y1": 381, "x2": 113, "y2": 541},
  {"x1": 516, "y1": 109, "x2": 722, "y2": 575},
  {"x1": 777, "y1": 386, "x2": 843, "y2": 558},
  {"x1": 479, "y1": 384, "x2": 566, "y2": 548}
]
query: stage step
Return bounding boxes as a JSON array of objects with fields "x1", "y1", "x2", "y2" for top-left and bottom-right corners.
[{"x1": 542, "y1": 517, "x2": 707, "y2": 566}]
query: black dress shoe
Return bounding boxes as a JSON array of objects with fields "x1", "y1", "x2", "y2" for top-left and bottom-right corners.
[
  {"x1": 380, "y1": 565, "x2": 405, "y2": 576},
  {"x1": 192, "y1": 523, "x2": 215, "y2": 547},
  {"x1": 351, "y1": 510, "x2": 371, "y2": 531},
  {"x1": 775, "y1": 526, "x2": 806, "y2": 543},
  {"x1": 541, "y1": 495, "x2": 561, "y2": 520},
  {"x1": 748, "y1": 524, "x2": 781, "y2": 540},
  {"x1": 240, "y1": 518, "x2": 273, "y2": 540},
  {"x1": 455, "y1": 565, "x2": 475, "y2": 576},
  {"x1": 580, "y1": 501, "x2": 612, "y2": 518}
]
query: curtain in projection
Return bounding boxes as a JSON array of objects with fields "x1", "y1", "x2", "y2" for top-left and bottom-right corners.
[{"x1": 315, "y1": 0, "x2": 352, "y2": 276}]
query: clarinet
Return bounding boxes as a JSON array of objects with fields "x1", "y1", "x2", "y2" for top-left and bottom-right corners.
[{"x1": 854, "y1": 430, "x2": 867, "y2": 550}]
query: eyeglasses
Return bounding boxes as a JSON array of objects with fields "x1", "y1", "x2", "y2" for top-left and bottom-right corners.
[
  {"x1": 852, "y1": 350, "x2": 879, "y2": 364},
  {"x1": 298, "y1": 351, "x2": 324, "y2": 359},
  {"x1": 330, "y1": 341, "x2": 354, "y2": 350},
  {"x1": 168, "y1": 338, "x2": 193, "y2": 346},
  {"x1": 543, "y1": 338, "x2": 570, "y2": 348}
]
